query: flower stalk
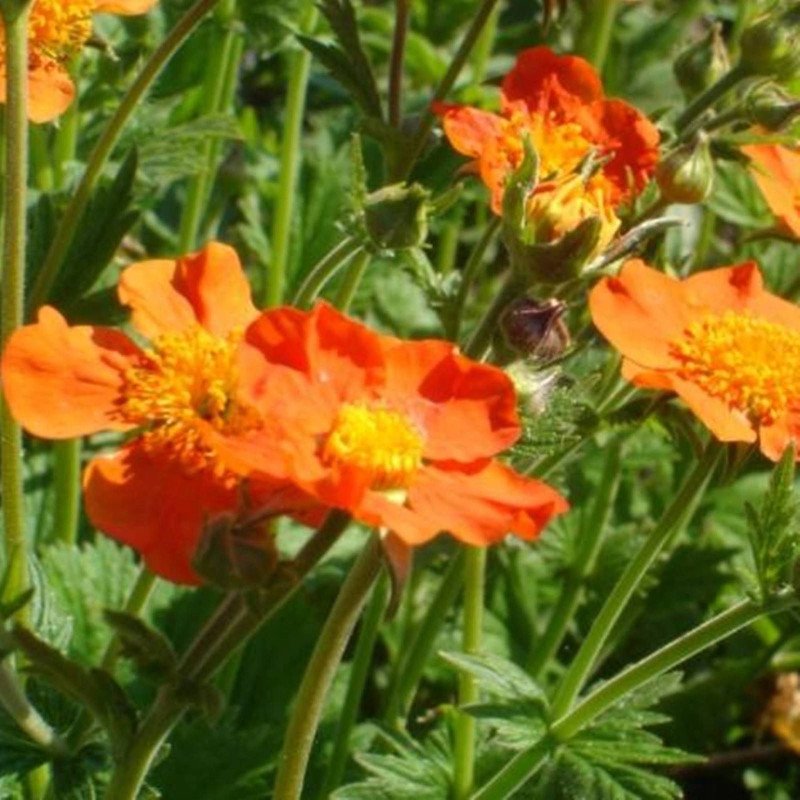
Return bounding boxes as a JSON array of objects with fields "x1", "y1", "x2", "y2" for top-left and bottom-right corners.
[
  {"x1": 264, "y1": 0, "x2": 318, "y2": 307},
  {"x1": 0, "y1": 0, "x2": 32, "y2": 617},
  {"x1": 550, "y1": 442, "x2": 723, "y2": 718},
  {"x1": 273, "y1": 536, "x2": 384, "y2": 800}
]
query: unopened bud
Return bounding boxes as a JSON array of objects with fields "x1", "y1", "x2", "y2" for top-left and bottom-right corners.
[
  {"x1": 363, "y1": 183, "x2": 430, "y2": 250},
  {"x1": 740, "y1": 5, "x2": 800, "y2": 79},
  {"x1": 655, "y1": 136, "x2": 715, "y2": 204},
  {"x1": 746, "y1": 84, "x2": 800, "y2": 130},
  {"x1": 500, "y1": 297, "x2": 570, "y2": 362},
  {"x1": 193, "y1": 511, "x2": 278, "y2": 589},
  {"x1": 674, "y1": 24, "x2": 730, "y2": 99}
]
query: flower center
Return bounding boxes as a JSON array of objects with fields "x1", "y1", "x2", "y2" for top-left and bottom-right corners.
[
  {"x1": 670, "y1": 311, "x2": 800, "y2": 425},
  {"x1": 323, "y1": 404, "x2": 424, "y2": 490},
  {"x1": 118, "y1": 327, "x2": 259, "y2": 476}
]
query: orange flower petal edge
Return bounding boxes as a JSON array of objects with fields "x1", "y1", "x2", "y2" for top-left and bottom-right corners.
[
  {"x1": 590, "y1": 259, "x2": 800, "y2": 460},
  {"x1": 211, "y1": 302, "x2": 569, "y2": 547},
  {"x1": 435, "y1": 46, "x2": 659, "y2": 215},
  {"x1": 743, "y1": 143, "x2": 800, "y2": 238}
]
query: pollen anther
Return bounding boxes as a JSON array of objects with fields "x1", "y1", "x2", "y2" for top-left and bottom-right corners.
[
  {"x1": 323, "y1": 404, "x2": 424, "y2": 490},
  {"x1": 671, "y1": 311, "x2": 800, "y2": 425}
]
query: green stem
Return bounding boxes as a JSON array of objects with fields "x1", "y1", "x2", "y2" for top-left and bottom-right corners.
[
  {"x1": 291, "y1": 236, "x2": 363, "y2": 308},
  {"x1": 320, "y1": 572, "x2": 389, "y2": 797},
  {"x1": 383, "y1": 551, "x2": 465, "y2": 725},
  {"x1": 29, "y1": 127, "x2": 53, "y2": 192},
  {"x1": 550, "y1": 443, "x2": 722, "y2": 718},
  {"x1": 464, "y1": 273, "x2": 522, "y2": 359},
  {"x1": 450, "y1": 215, "x2": 500, "y2": 339},
  {"x1": 104, "y1": 512, "x2": 351, "y2": 799},
  {"x1": 0, "y1": 0, "x2": 32, "y2": 619},
  {"x1": 177, "y1": 0, "x2": 241, "y2": 252},
  {"x1": 674, "y1": 63, "x2": 748, "y2": 133},
  {"x1": 273, "y1": 537, "x2": 384, "y2": 800},
  {"x1": 453, "y1": 547, "x2": 486, "y2": 799},
  {"x1": 101, "y1": 567, "x2": 157, "y2": 672},
  {"x1": 53, "y1": 98, "x2": 78, "y2": 191},
  {"x1": 332, "y1": 249, "x2": 371, "y2": 311},
  {"x1": 468, "y1": 0, "x2": 500, "y2": 82},
  {"x1": 388, "y1": 0, "x2": 410, "y2": 128},
  {"x1": 0, "y1": 662, "x2": 67, "y2": 757},
  {"x1": 52, "y1": 440, "x2": 81, "y2": 545},
  {"x1": 28, "y1": 0, "x2": 224, "y2": 312},
  {"x1": 527, "y1": 437, "x2": 623, "y2": 677},
  {"x1": 577, "y1": 0, "x2": 619, "y2": 72},
  {"x1": 264, "y1": 1, "x2": 318, "y2": 307},
  {"x1": 474, "y1": 595, "x2": 795, "y2": 800},
  {"x1": 400, "y1": 0, "x2": 501, "y2": 181}
]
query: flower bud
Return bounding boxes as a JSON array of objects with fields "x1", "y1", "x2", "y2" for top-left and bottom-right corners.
[
  {"x1": 674, "y1": 24, "x2": 730, "y2": 99},
  {"x1": 500, "y1": 297, "x2": 570, "y2": 362},
  {"x1": 193, "y1": 511, "x2": 278, "y2": 589},
  {"x1": 746, "y1": 83, "x2": 800, "y2": 130},
  {"x1": 740, "y1": 5, "x2": 800, "y2": 79},
  {"x1": 655, "y1": 136, "x2": 715, "y2": 204},
  {"x1": 363, "y1": 183, "x2": 430, "y2": 250}
]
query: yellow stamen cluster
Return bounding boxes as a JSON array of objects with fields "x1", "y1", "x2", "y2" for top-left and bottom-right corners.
[
  {"x1": 1, "y1": 0, "x2": 94, "y2": 66},
  {"x1": 671, "y1": 310, "x2": 800, "y2": 424},
  {"x1": 118, "y1": 326, "x2": 259, "y2": 476},
  {"x1": 323, "y1": 404, "x2": 424, "y2": 490}
]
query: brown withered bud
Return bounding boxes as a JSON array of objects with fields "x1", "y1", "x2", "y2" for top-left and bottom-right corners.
[
  {"x1": 193, "y1": 510, "x2": 279, "y2": 590},
  {"x1": 500, "y1": 297, "x2": 570, "y2": 362}
]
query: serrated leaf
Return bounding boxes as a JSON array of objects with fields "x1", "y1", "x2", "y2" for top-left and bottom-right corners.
[
  {"x1": 463, "y1": 701, "x2": 548, "y2": 749},
  {"x1": 50, "y1": 149, "x2": 139, "y2": 308},
  {"x1": 439, "y1": 651, "x2": 547, "y2": 704}
]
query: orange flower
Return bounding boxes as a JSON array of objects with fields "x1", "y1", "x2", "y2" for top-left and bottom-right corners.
[
  {"x1": 743, "y1": 143, "x2": 800, "y2": 238},
  {"x1": 1, "y1": 242, "x2": 315, "y2": 584},
  {"x1": 590, "y1": 259, "x2": 800, "y2": 460},
  {"x1": 435, "y1": 46, "x2": 660, "y2": 216},
  {"x1": 0, "y1": 0, "x2": 157, "y2": 123},
  {"x1": 210, "y1": 304, "x2": 569, "y2": 548}
]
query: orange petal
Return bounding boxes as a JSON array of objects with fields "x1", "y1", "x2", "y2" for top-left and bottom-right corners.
[
  {"x1": 759, "y1": 412, "x2": 800, "y2": 462},
  {"x1": 621, "y1": 358, "x2": 675, "y2": 390},
  {"x1": 434, "y1": 102, "x2": 505, "y2": 159},
  {"x1": 682, "y1": 262, "x2": 763, "y2": 314},
  {"x1": 743, "y1": 143, "x2": 800, "y2": 238},
  {"x1": 592, "y1": 98, "x2": 660, "y2": 199},
  {"x1": 501, "y1": 46, "x2": 603, "y2": 116},
  {"x1": 118, "y1": 242, "x2": 258, "y2": 339},
  {"x1": 589, "y1": 260, "x2": 690, "y2": 369},
  {"x1": 93, "y1": 0, "x2": 157, "y2": 14},
  {"x1": 382, "y1": 339, "x2": 520, "y2": 461},
  {"x1": 670, "y1": 375, "x2": 756, "y2": 444},
  {"x1": 404, "y1": 461, "x2": 569, "y2": 547},
  {"x1": 1, "y1": 307, "x2": 140, "y2": 438},
  {"x1": 84, "y1": 445, "x2": 239, "y2": 585},
  {"x1": 0, "y1": 61, "x2": 75, "y2": 124}
]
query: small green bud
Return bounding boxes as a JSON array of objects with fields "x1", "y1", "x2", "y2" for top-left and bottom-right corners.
[
  {"x1": 363, "y1": 183, "x2": 430, "y2": 250},
  {"x1": 655, "y1": 135, "x2": 715, "y2": 204},
  {"x1": 193, "y1": 511, "x2": 278, "y2": 590},
  {"x1": 674, "y1": 24, "x2": 730, "y2": 99},
  {"x1": 740, "y1": 5, "x2": 800, "y2": 79},
  {"x1": 746, "y1": 83, "x2": 800, "y2": 130}
]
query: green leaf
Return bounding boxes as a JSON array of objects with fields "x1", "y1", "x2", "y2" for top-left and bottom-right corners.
[
  {"x1": 745, "y1": 444, "x2": 799, "y2": 599},
  {"x1": 50, "y1": 149, "x2": 140, "y2": 309},
  {"x1": 333, "y1": 728, "x2": 451, "y2": 800},
  {"x1": 438, "y1": 651, "x2": 547, "y2": 704}
]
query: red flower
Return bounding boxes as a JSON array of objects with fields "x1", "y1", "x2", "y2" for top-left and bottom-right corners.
[
  {"x1": 1, "y1": 243, "x2": 316, "y2": 584},
  {"x1": 435, "y1": 46, "x2": 660, "y2": 215},
  {"x1": 210, "y1": 303, "x2": 568, "y2": 547}
]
